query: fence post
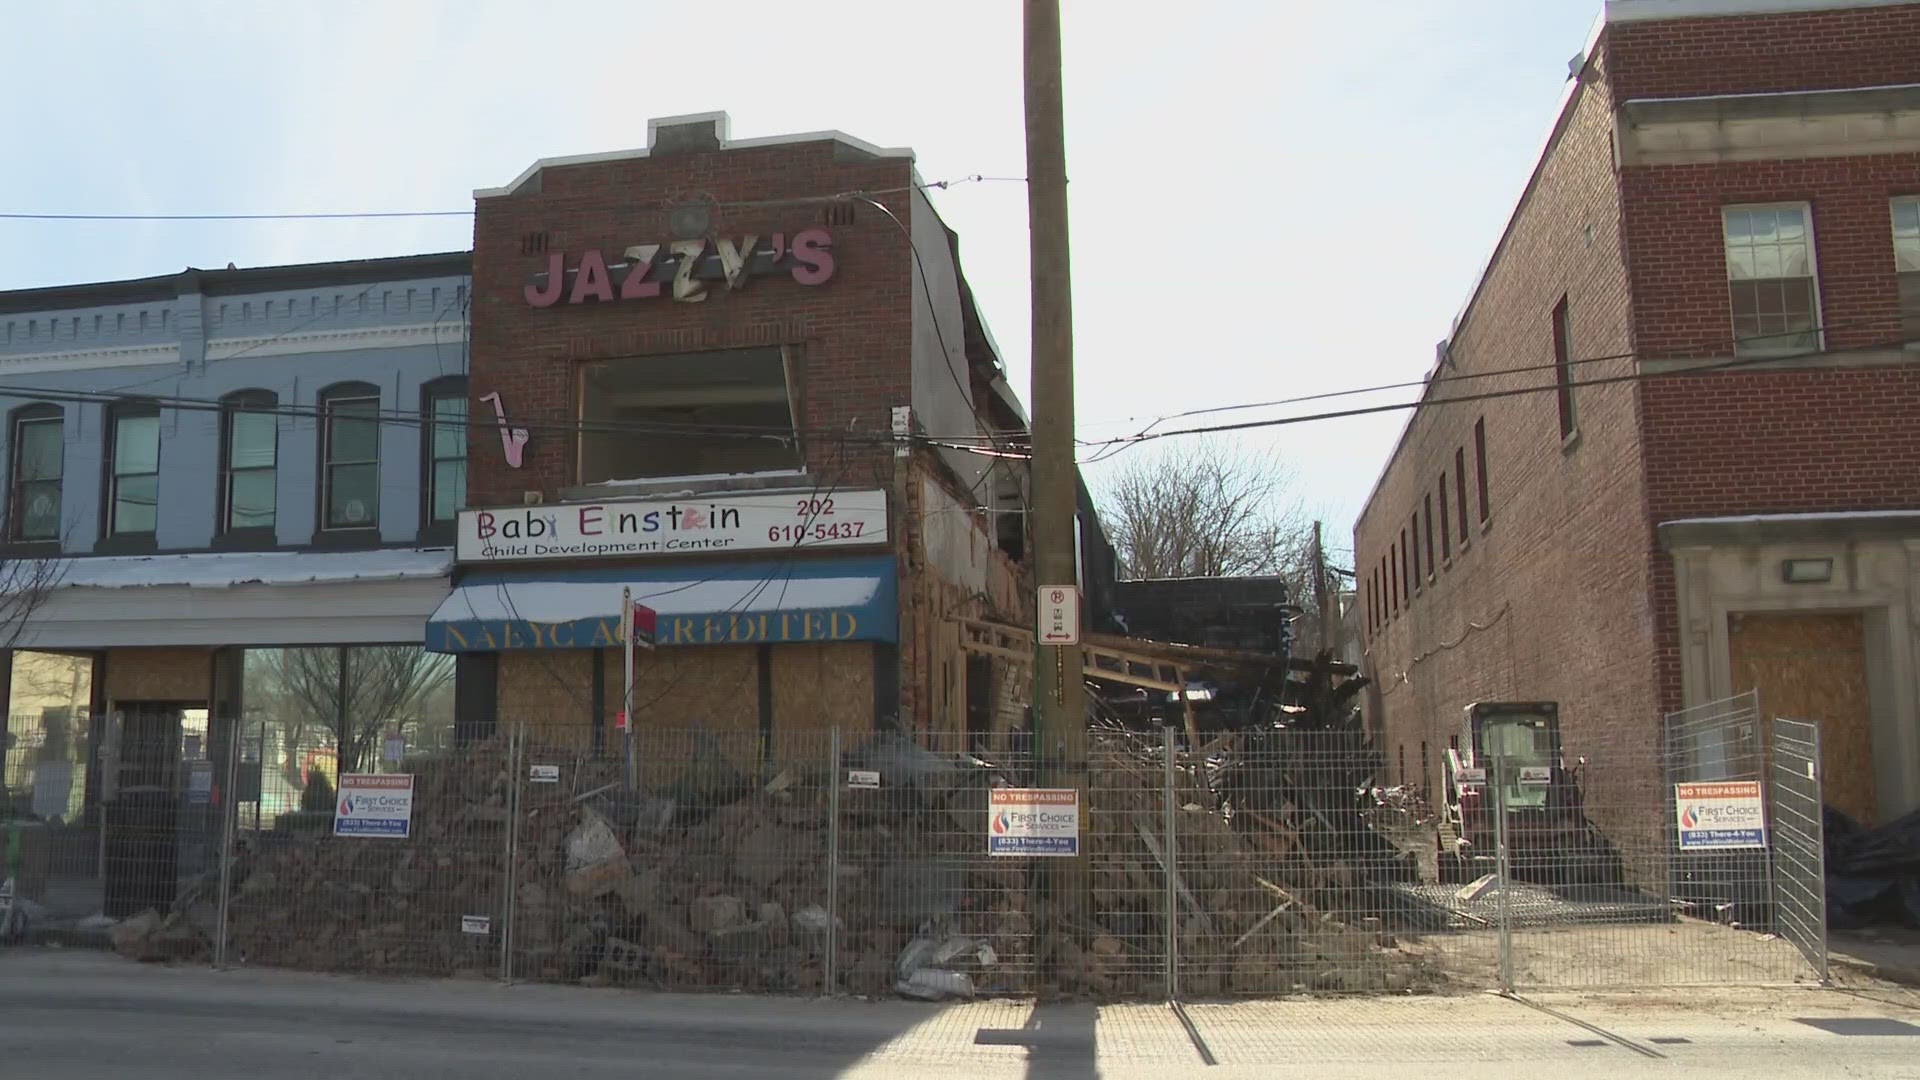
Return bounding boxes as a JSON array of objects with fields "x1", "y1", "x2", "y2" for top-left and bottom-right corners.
[
  {"x1": 1808, "y1": 722, "x2": 1830, "y2": 985},
  {"x1": 1493, "y1": 752, "x2": 1513, "y2": 994},
  {"x1": 826, "y1": 727, "x2": 841, "y2": 997},
  {"x1": 1162, "y1": 723, "x2": 1178, "y2": 1002},
  {"x1": 499, "y1": 723, "x2": 520, "y2": 982},
  {"x1": 212, "y1": 716, "x2": 243, "y2": 968}
]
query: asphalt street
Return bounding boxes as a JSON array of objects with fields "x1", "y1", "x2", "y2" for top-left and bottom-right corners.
[{"x1": 1, "y1": 950, "x2": 1918, "y2": 1078}]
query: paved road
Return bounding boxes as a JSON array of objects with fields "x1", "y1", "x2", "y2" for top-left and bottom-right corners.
[{"x1": 2, "y1": 950, "x2": 1918, "y2": 1078}]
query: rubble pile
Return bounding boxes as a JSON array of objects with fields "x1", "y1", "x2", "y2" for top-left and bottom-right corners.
[{"x1": 221, "y1": 726, "x2": 1431, "y2": 997}]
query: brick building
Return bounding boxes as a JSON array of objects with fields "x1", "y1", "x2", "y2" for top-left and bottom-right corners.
[
  {"x1": 432, "y1": 113, "x2": 1033, "y2": 758},
  {"x1": 1354, "y1": 0, "x2": 1920, "y2": 836}
]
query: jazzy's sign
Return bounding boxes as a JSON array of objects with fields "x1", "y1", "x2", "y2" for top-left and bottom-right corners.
[
  {"x1": 455, "y1": 489, "x2": 888, "y2": 563},
  {"x1": 525, "y1": 229, "x2": 834, "y2": 307}
]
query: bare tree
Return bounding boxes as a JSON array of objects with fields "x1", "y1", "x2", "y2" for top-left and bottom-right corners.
[
  {"x1": 254, "y1": 647, "x2": 455, "y2": 776},
  {"x1": 1100, "y1": 440, "x2": 1314, "y2": 583}
]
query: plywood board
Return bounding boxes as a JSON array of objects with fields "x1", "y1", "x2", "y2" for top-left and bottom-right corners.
[
  {"x1": 105, "y1": 647, "x2": 213, "y2": 702},
  {"x1": 1728, "y1": 611, "x2": 1876, "y2": 824},
  {"x1": 771, "y1": 643, "x2": 872, "y2": 764}
]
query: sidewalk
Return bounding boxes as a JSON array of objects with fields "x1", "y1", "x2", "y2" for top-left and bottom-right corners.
[{"x1": 2, "y1": 949, "x2": 1918, "y2": 1078}]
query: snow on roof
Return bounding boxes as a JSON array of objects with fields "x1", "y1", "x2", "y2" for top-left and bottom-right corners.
[{"x1": 48, "y1": 548, "x2": 453, "y2": 590}]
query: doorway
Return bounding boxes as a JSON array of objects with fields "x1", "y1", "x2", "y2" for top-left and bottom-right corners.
[
  {"x1": 1728, "y1": 611, "x2": 1875, "y2": 823},
  {"x1": 112, "y1": 701, "x2": 208, "y2": 794}
]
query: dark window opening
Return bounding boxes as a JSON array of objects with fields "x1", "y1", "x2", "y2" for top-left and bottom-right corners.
[
  {"x1": 423, "y1": 378, "x2": 467, "y2": 527},
  {"x1": 1438, "y1": 475, "x2": 1451, "y2": 561},
  {"x1": 1422, "y1": 495, "x2": 1435, "y2": 579},
  {"x1": 107, "y1": 402, "x2": 160, "y2": 536},
  {"x1": 1553, "y1": 295, "x2": 1576, "y2": 439},
  {"x1": 1474, "y1": 418, "x2": 1490, "y2": 524},
  {"x1": 1409, "y1": 511, "x2": 1421, "y2": 590},
  {"x1": 220, "y1": 390, "x2": 277, "y2": 533},
  {"x1": 578, "y1": 347, "x2": 802, "y2": 484},
  {"x1": 10, "y1": 405, "x2": 63, "y2": 542},
  {"x1": 1454, "y1": 447, "x2": 1469, "y2": 542},
  {"x1": 321, "y1": 384, "x2": 380, "y2": 530}
]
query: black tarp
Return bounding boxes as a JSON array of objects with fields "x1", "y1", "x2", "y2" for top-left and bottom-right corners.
[{"x1": 1825, "y1": 805, "x2": 1920, "y2": 929}]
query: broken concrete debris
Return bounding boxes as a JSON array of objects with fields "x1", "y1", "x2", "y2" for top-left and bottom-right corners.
[{"x1": 214, "y1": 730, "x2": 1430, "y2": 997}]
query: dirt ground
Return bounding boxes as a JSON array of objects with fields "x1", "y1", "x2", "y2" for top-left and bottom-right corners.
[{"x1": 1404, "y1": 917, "x2": 1820, "y2": 990}]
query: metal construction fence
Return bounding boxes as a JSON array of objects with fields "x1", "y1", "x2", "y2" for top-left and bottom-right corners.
[{"x1": 2, "y1": 712, "x2": 1829, "y2": 997}]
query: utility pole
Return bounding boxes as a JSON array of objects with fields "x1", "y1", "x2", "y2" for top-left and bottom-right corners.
[
  {"x1": 1024, "y1": 0, "x2": 1088, "y2": 937},
  {"x1": 1312, "y1": 521, "x2": 1334, "y2": 656}
]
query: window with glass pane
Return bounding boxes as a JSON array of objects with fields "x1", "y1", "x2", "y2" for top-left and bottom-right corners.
[
  {"x1": 1893, "y1": 198, "x2": 1920, "y2": 346},
  {"x1": 1724, "y1": 204, "x2": 1820, "y2": 356},
  {"x1": 324, "y1": 393, "x2": 379, "y2": 529},
  {"x1": 11, "y1": 413, "x2": 62, "y2": 541},
  {"x1": 223, "y1": 399, "x2": 277, "y2": 532},
  {"x1": 109, "y1": 407, "x2": 160, "y2": 535},
  {"x1": 428, "y1": 392, "x2": 466, "y2": 524}
]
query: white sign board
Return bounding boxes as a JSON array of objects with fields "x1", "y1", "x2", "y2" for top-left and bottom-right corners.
[
  {"x1": 1518, "y1": 766, "x2": 1553, "y2": 787},
  {"x1": 529, "y1": 764, "x2": 560, "y2": 784},
  {"x1": 1455, "y1": 766, "x2": 1486, "y2": 790},
  {"x1": 333, "y1": 774, "x2": 414, "y2": 838},
  {"x1": 1038, "y1": 585, "x2": 1080, "y2": 645},
  {"x1": 461, "y1": 915, "x2": 491, "y2": 935},
  {"x1": 456, "y1": 490, "x2": 889, "y2": 563},
  {"x1": 1675, "y1": 781, "x2": 1768, "y2": 850},
  {"x1": 989, "y1": 788, "x2": 1080, "y2": 856},
  {"x1": 846, "y1": 770, "x2": 881, "y2": 789}
]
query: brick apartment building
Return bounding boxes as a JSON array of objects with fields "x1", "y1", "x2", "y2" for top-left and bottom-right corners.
[
  {"x1": 1354, "y1": 0, "x2": 1920, "y2": 835},
  {"x1": 433, "y1": 112, "x2": 1034, "y2": 758}
]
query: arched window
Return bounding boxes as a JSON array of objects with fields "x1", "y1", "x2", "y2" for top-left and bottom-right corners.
[
  {"x1": 220, "y1": 390, "x2": 278, "y2": 534},
  {"x1": 9, "y1": 403, "x2": 63, "y2": 542},
  {"x1": 319, "y1": 382, "x2": 380, "y2": 531},
  {"x1": 420, "y1": 376, "x2": 466, "y2": 528}
]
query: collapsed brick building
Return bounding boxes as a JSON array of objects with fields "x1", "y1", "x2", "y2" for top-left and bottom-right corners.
[{"x1": 437, "y1": 112, "x2": 1044, "y2": 757}]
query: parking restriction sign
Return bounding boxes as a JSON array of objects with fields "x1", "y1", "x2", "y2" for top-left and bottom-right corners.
[{"x1": 1039, "y1": 585, "x2": 1080, "y2": 645}]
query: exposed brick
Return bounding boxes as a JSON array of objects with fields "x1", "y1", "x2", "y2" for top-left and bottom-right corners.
[{"x1": 1355, "y1": 7, "x2": 1920, "y2": 854}]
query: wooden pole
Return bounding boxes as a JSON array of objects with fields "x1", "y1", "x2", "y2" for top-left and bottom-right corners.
[{"x1": 1024, "y1": 0, "x2": 1088, "y2": 941}]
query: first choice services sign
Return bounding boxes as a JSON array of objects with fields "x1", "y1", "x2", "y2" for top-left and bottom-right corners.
[
  {"x1": 335, "y1": 774, "x2": 415, "y2": 838},
  {"x1": 988, "y1": 788, "x2": 1081, "y2": 857},
  {"x1": 1674, "y1": 781, "x2": 1767, "y2": 850},
  {"x1": 457, "y1": 490, "x2": 888, "y2": 564}
]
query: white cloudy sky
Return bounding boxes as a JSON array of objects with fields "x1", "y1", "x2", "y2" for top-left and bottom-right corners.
[{"x1": 0, "y1": 0, "x2": 1599, "y2": 555}]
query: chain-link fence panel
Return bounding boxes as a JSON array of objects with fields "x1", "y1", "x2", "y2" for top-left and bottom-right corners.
[
  {"x1": 1172, "y1": 729, "x2": 1448, "y2": 996},
  {"x1": 836, "y1": 729, "x2": 1036, "y2": 998},
  {"x1": 221, "y1": 721, "x2": 512, "y2": 977},
  {"x1": 1771, "y1": 717, "x2": 1828, "y2": 981},
  {"x1": 1479, "y1": 695, "x2": 1814, "y2": 989},
  {"x1": 504, "y1": 723, "x2": 837, "y2": 994}
]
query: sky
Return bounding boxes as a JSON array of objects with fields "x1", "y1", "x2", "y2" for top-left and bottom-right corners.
[{"x1": 0, "y1": 0, "x2": 1600, "y2": 558}]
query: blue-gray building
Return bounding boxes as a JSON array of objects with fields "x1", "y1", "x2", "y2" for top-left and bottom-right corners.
[{"x1": 0, "y1": 253, "x2": 472, "y2": 881}]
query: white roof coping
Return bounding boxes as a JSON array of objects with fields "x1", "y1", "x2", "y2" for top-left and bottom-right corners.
[
  {"x1": 47, "y1": 548, "x2": 453, "y2": 590},
  {"x1": 474, "y1": 110, "x2": 915, "y2": 199},
  {"x1": 1659, "y1": 510, "x2": 1920, "y2": 527},
  {"x1": 1606, "y1": 0, "x2": 1917, "y2": 23}
]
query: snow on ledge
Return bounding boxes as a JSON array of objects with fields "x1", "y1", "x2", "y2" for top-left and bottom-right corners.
[
  {"x1": 47, "y1": 548, "x2": 453, "y2": 591},
  {"x1": 1659, "y1": 511, "x2": 1920, "y2": 528}
]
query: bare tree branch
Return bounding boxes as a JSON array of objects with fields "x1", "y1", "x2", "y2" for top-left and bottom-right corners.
[{"x1": 1099, "y1": 440, "x2": 1315, "y2": 589}]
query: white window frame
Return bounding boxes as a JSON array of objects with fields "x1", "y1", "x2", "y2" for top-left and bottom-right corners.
[
  {"x1": 1722, "y1": 201, "x2": 1824, "y2": 359},
  {"x1": 1892, "y1": 195, "x2": 1920, "y2": 351}
]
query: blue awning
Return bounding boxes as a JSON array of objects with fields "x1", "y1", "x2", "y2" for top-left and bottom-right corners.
[{"x1": 425, "y1": 556, "x2": 897, "y2": 652}]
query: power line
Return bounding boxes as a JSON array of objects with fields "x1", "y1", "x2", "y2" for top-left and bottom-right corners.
[
  {"x1": 1077, "y1": 316, "x2": 1901, "y2": 450},
  {"x1": 1073, "y1": 328, "x2": 1917, "y2": 457}
]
